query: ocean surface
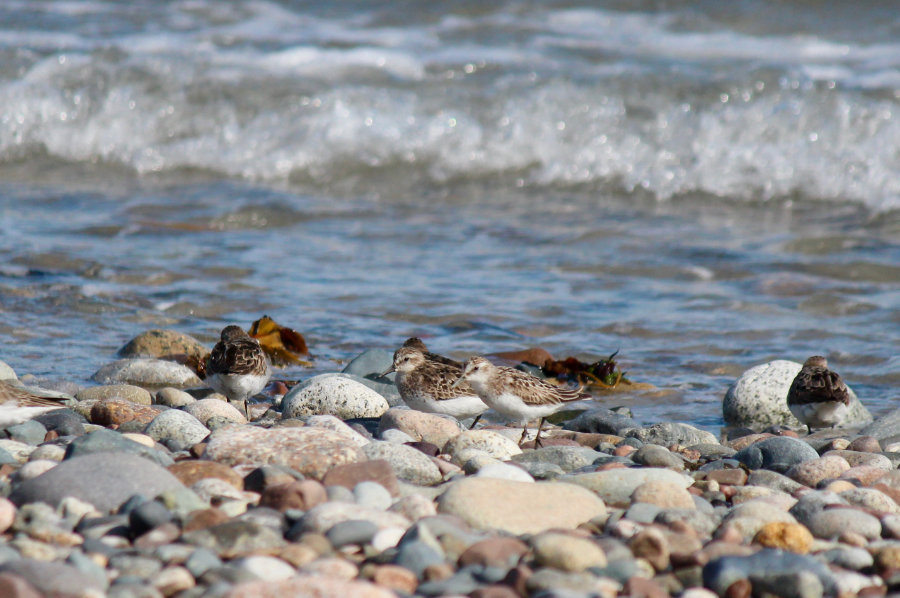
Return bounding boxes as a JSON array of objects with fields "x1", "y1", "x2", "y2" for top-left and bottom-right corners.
[{"x1": 0, "y1": 0, "x2": 898, "y2": 432}]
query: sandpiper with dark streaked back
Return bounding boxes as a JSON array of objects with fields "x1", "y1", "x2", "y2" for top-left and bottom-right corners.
[
  {"x1": 206, "y1": 325, "x2": 271, "y2": 418},
  {"x1": 0, "y1": 379, "x2": 69, "y2": 428},
  {"x1": 382, "y1": 346, "x2": 487, "y2": 423},
  {"x1": 401, "y1": 337, "x2": 463, "y2": 369},
  {"x1": 787, "y1": 355, "x2": 851, "y2": 433},
  {"x1": 455, "y1": 355, "x2": 589, "y2": 447}
]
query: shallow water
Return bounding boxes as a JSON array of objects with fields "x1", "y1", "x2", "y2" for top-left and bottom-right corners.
[{"x1": 0, "y1": 1, "x2": 898, "y2": 432}]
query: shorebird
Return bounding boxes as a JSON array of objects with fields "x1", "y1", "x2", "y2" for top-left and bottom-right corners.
[
  {"x1": 382, "y1": 347, "x2": 487, "y2": 424},
  {"x1": 206, "y1": 325, "x2": 271, "y2": 418},
  {"x1": 401, "y1": 337, "x2": 462, "y2": 369},
  {"x1": 454, "y1": 356, "x2": 588, "y2": 447},
  {"x1": 787, "y1": 355, "x2": 851, "y2": 433},
  {"x1": 0, "y1": 379, "x2": 69, "y2": 428}
]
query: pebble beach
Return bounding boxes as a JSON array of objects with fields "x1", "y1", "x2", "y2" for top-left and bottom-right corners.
[{"x1": 0, "y1": 329, "x2": 898, "y2": 598}]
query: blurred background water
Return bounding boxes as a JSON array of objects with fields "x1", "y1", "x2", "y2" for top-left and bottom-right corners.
[{"x1": 0, "y1": 0, "x2": 898, "y2": 431}]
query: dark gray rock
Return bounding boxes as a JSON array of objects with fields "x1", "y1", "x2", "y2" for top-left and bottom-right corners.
[
  {"x1": 562, "y1": 408, "x2": 638, "y2": 435},
  {"x1": 10, "y1": 452, "x2": 185, "y2": 512},
  {"x1": 860, "y1": 408, "x2": 900, "y2": 441},
  {"x1": 33, "y1": 409, "x2": 86, "y2": 436},
  {"x1": 185, "y1": 547, "x2": 223, "y2": 578},
  {"x1": 703, "y1": 549, "x2": 836, "y2": 597},
  {"x1": 129, "y1": 501, "x2": 175, "y2": 536},
  {"x1": 326, "y1": 519, "x2": 379, "y2": 548},
  {"x1": 734, "y1": 436, "x2": 819, "y2": 473},
  {"x1": 394, "y1": 539, "x2": 446, "y2": 579},
  {"x1": 631, "y1": 444, "x2": 685, "y2": 470},
  {"x1": 342, "y1": 349, "x2": 395, "y2": 381},
  {"x1": 65, "y1": 428, "x2": 173, "y2": 467}
]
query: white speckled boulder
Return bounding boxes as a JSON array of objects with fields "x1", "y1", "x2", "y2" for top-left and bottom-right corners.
[
  {"x1": 281, "y1": 374, "x2": 389, "y2": 419},
  {"x1": 722, "y1": 360, "x2": 871, "y2": 431}
]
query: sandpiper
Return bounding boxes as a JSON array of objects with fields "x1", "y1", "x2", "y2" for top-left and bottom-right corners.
[
  {"x1": 787, "y1": 355, "x2": 851, "y2": 432},
  {"x1": 0, "y1": 379, "x2": 69, "y2": 428},
  {"x1": 455, "y1": 356, "x2": 588, "y2": 447},
  {"x1": 382, "y1": 347, "x2": 487, "y2": 423},
  {"x1": 401, "y1": 337, "x2": 462, "y2": 368},
  {"x1": 206, "y1": 325, "x2": 271, "y2": 418}
]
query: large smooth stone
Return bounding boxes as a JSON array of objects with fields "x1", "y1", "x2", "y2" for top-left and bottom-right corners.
[
  {"x1": 118, "y1": 329, "x2": 209, "y2": 362},
  {"x1": 203, "y1": 426, "x2": 365, "y2": 480},
  {"x1": 565, "y1": 468, "x2": 693, "y2": 508},
  {"x1": 183, "y1": 398, "x2": 247, "y2": 425},
  {"x1": 723, "y1": 360, "x2": 870, "y2": 430},
  {"x1": 0, "y1": 559, "x2": 106, "y2": 596},
  {"x1": 734, "y1": 436, "x2": 819, "y2": 474},
  {"x1": 9, "y1": 452, "x2": 185, "y2": 512},
  {"x1": 443, "y1": 430, "x2": 522, "y2": 462},
  {"x1": 703, "y1": 548, "x2": 837, "y2": 597},
  {"x1": 75, "y1": 384, "x2": 152, "y2": 405},
  {"x1": 378, "y1": 408, "x2": 462, "y2": 447},
  {"x1": 92, "y1": 358, "x2": 202, "y2": 388},
  {"x1": 437, "y1": 478, "x2": 606, "y2": 534},
  {"x1": 627, "y1": 423, "x2": 717, "y2": 446},
  {"x1": 65, "y1": 428, "x2": 173, "y2": 467},
  {"x1": 282, "y1": 374, "x2": 389, "y2": 419}
]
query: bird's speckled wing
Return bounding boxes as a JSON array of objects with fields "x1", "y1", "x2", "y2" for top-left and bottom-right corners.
[
  {"x1": 404, "y1": 361, "x2": 474, "y2": 400},
  {"x1": 424, "y1": 351, "x2": 463, "y2": 369},
  {"x1": 0, "y1": 380, "x2": 68, "y2": 407},
  {"x1": 497, "y1": 366, "x2": 587, "y2": 405},
  {"x1": 788, "y1": 366, "x2": 850, "y2": 405},
  {"x1": 207, "y1": 338, "x2": 268, "y2": 376}
]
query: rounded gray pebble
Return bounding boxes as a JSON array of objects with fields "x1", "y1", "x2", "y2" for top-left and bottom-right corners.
[
  {"x1": 353, "y1": 481, "x2": 392, "y2": 510},
  {"x1": 326, "y1": 519, "x2": 379, "y2": 547}
]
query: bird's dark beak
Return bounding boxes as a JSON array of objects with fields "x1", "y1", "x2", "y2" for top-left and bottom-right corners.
[
  {"x1": 380, "y1": 364, "x2": 396, "y2": 377},
  {"x1": 451, "y1": 374, "x2": 465, "y2": 389}
]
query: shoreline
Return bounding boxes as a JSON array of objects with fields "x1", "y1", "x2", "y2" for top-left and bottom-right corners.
[{"x1": 0, "y1": 336, "x2": 897, "y2": 598}]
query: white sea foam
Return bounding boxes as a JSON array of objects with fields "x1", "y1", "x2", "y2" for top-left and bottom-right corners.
[{"x1": 0, "y1": 1, "x2": 897, "y2": 212}]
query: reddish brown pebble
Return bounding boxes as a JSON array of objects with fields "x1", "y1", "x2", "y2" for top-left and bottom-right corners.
[
  {"x1": 370, "y1": 565, "x2": 418, "y2": 594},
  {"x1": 322, "y1": 459, "x2": 400, "y2": 497},
  {"x1": 615, "y1": 445, "x2": 636, "y2": 457},
  {"x1": 705, "y1": 469, "x2": 748, "y2": 486},
  {"x1": 596, "y1": 462, "x2": 628, "y2": 471},
  {"x1": 190, "y1": 443, "x2": 207, "y2": 458},
  {"x1": 459, "y1": 537, "x2": 529, "y2": 569},
  {"x1": 43, "y1": 430, "x2": 59, "y2": 442},
  {"x1": 848, "y1": 436, "x2": 882, "y2": 453},
  {"x1": 168, "y1": 460, "x2": 243, "y2": 490},
  {"x1": 779, "y1": 430, "x2": 800, "y2": 438},
  {"x1": 727, "y1": 433, "x2": 774, "y2": 451},
  {"x1": 491, "y1": 347, "x2": 554, "y2": 368},
  {"x1": 91, "y1": 398, "x2": 162, "y2": 426},
  {"x1": 625, "y1": 576, "x2": 669, "y2": 598},
  {"x1": 0, "y1": 573, "x2": 43, "y2": 598},
  {"x1": 259, "y1": 480, "x2": 327, "y2": 512},
  {"x1": 470, "y1": 585, "x2": 521, "y2": 598},
  {"x1": 725, "y1": 578, "x2": 752, "y2": 598},
  {"x1": 842, "y1": 466, "x2": 887, "y2": 486},
  {"x1": 182, "y1": 508, "x2": 229, "y2": 532}
]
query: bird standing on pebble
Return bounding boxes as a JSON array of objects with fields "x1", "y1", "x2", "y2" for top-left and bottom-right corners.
[
  {"x1": 454, "y1": 356, "x2": 588, "y2": 447},
  {"x1": 786, "y1": 355, "x2": 851, "y2": 433},
  {"x1": 206, "y1": 325, "x2": 271, "y2": 418}
]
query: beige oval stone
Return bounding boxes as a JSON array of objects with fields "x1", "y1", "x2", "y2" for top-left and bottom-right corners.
[
  {"x1": 443, "y1": 430, "x2": 522, "y2": 463},
  {"x1": 531, "y1": 532, "x2": 607, "y2": 572},
  {"x1": 566, "y1": 468, "x2": 692, "y2": 508},
  {"x1": 631, "y1": 481, "x2": 695, "y2": 509},
  {"x1": 119, "y1": 329, "x2": 208, "y2": 362},
  {"x1": 378, "y1": 408, "x2": 462, "y2": 447},
  {"x1": 203, "y1": 426, "x2": 364, "y2": 480},
  {"x1": 785, "y1": 455, "x2": 851, "y2": 487},
  {"x1": 437, "y1": 478, "x2": 606, "y2": 534},
  {"x1": 75, "y1": 384, "x2": 153, "y2": 405},
  {"x1": 840, "y1": 487, "x2": 900, "y2": 513}
]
